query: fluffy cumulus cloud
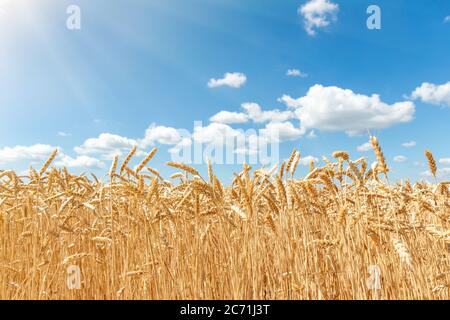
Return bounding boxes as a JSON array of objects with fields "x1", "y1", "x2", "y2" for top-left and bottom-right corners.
[
  {"x1": 298, "y1": 0, "x2": 339, "y2": 36},
  {"x1": 402, "y1": 141, "x2": 416, "y2": 148},
  {"x1": 141, "y1": 125, "x2": 183, "y2": 147},
  {"x1": 286, "y1": 69, "x2": 308, "y2": 77},
  {"x1": 234, "y1": 147, "x2": 257, "y2": 156},
  {"x1": 210, "y1": 103, "x2": 293, "y2": 125},
  {"x1": 192, "y1": 123, "x2": 243, "y2": 145},
  {"x1": 241, "y1": 102, "x2": 293, "y2": 123},
  {"x1": 208, "y1": 72, "x2": 247, "y2": 88},
  {"x1": 440, "y1": 158, "x2": 450, "y2": 165},
  {"x1": 421, "y1": 168, "x2": 450, "y2": 179},
  {"x1": 0, "y1": 144, "x2": 105, "y2": 170},
  {"x1": 411, "y1": 81, "x2": 450, "y2": 107},
  {"x1": 278, "y1": 95, "x2": 301, "y2": 108},
  {"x1": 260, "y1": 121, "x2": 304, "y2": 142},
  {"x1": 74, "y1": 133, "x2": 137, "y2": 159},
  {"x1": 210, "y1": 111, "x2": 248, "y2": 124},
  {"x1": 394, "y1": 155, "x2": 408, "y2": 163},
  {"x1": 357, "y1": 142, "x2": 372, "y2": 152},
  {"x1": 168, "y1": 138, "x2": 192, "y2": 156},
  {"x1": 75, "y1": 125, "x2": 189, "y2": 160},
  {"x1": 188, "y1": 121, "x2": 304, "y2": 159},
  {"x1": 281, "y1": 85, "x2": 415, "y2": 136},
  {"x1": 56, "y1": 155, "x2": 105, "y2": 169},
  {"x1": 0, "y1": 144, "x2": 56, "y2": 163},
  {"x1": 298, "y1": 155, "x2": 319, "y2": 166},
  {"x1": 233, "y1": 133, "x2": 271, "y2": 157}
]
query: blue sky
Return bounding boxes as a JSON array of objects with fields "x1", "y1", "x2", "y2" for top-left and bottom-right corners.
[{"x1": 0, "y1": 0, "x2": 450, "y2": 182}]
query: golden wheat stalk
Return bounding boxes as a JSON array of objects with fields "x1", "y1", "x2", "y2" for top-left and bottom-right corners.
[
  {"x1": 135, "y1": 147, "x2": 157, "y2": 174},
  {"x1": 425, "y1": 149, "x2": 437, "y2": 179},
  {"x1": 166, "y1": 161, "x2": 200, "y2": 177},
  {"x1": 119, "y1": 145, "x2": 137, "y2": 174},
  {"x1": 39, "y1": 149, "x2": 58, "y2": 176}
]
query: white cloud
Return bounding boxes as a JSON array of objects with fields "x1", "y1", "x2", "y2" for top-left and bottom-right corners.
[
  {"x1": 58, "y1": 131, "x2": 71, "y2": 137},
  {"x1": 298, "y1": 155, "x2": 319, "y2": 166},
  {"x1": 357, "y1": 142, "x2": 372, "y2": 152},
  {"x1": 440, "y1": 158, "x2": 450, "y2": 165},
  {"x1": 411, "y1": 81, "x2": 450, "y2": 107},
  {"x1": 192, "y1": 123, "x2": 243, "y2": 145},
  {"x1": 56, "y1": 155, "x2": 105, "y2": 169},
  {"x1": 278, "y1": 95, "x2": 302, "y2": 108},
  {"x1": 260, "y1": 121, "x2": 304, "y2": 142},
  {"x1": 189, "y1": 121, "x2": 301, "y2": 159},
  {"x1": 0, "y1": 144, "x2": 57, "y2": 163},
  {"x1": 76, "y1": 125, "x2": 189, "y2": 160},
  {"x1": 286, "y1": 69, "x2": 308, "y2": 77},
  {"x1": 444, "y1": 16, "x2": 450, "y2": 23},
  {"x1": 402, "y1": 141, "x2": 416, "y2": 148},
  {"x1": 168, "y1": 138, "x2": 192, "y2": 156},
  {"x1": 74, "y1": 133, "x2": 137, "y2": 159},
  {"x1": 242, "y1": 102, "x2": 293, "y2": 123},
  {"x1": 298, "y1": 0, "x2": 339, "y2": 36},
  {"x1": 234, "y1": 147, "x2": 258, "y2": 156},
  {"x1": 281, "y1": 85, "x2": 415, "y2": 136},
  {"x1": 232, "y1": 133, "x2": 273, "y2": 159},
  {"x1": 210, "y1": 111, "x2": 248, "y2": 124},
  {"x1": 210, "y1": 103, "x2": 293, "y2": 125},
  {"x1": 208, "y1": 72, "x2": 247, "y2": 88},
  {"x1": 394, "y1": 155, "x2": 407, "y2": 163},
  {"x1": 0, "y1": 144, "x2": 101, "y2": 170},
  {"x1": 141, "y1": 125, "x2": 183, "y2": 147},
  {"x1": 421, "y1": 168, "x2": 450, "y2": 178}
]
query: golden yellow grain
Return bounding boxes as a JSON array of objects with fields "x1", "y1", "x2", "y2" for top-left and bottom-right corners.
[
  {"x1": 0, "y1": 144, "x2": 448, "y2": 301},
  {"x1": 109, "y1": 155, "x2": 119, "y2": 178},
  {"x1": 119, "y1": 145, "x2": 137, "y2": 174},
  {"x1": 166, "y1": 161, "x2": 200, "y2": 177},
  {"x1": 425, "y1": 149, "x2": 437, "y2": 178},
  {"x1": 39, "y1": 149, "x2": 58, "y2": 176},
  {"x1": 370, "y1": 136, "x2": 389, "y2": 174},
  {"x1": 332, "y1": 150, "x2": 349, "y2": 161},
  {"x1": 290, "y1": 151, "x2": 301, "y2": 177},
  {"x1": 135, "y1": 147, "x2": 157, "y2": 174},
  {"x1": 285, "y1": 149, "x2": 297, "y2": 175}
]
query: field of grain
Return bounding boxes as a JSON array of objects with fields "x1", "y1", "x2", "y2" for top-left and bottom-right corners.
[{"x1": 0, "y1": 136, "x2": 449, "y2": 300}]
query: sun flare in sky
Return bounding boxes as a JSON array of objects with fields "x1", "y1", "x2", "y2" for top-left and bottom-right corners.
[{"x1": 0, "y1": 0, "x2": 49, "y2": 39}]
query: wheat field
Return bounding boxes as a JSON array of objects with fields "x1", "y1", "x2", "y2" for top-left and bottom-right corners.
[{"x1": 0, "y1": 136, "x2": 449, "y2": 300}]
